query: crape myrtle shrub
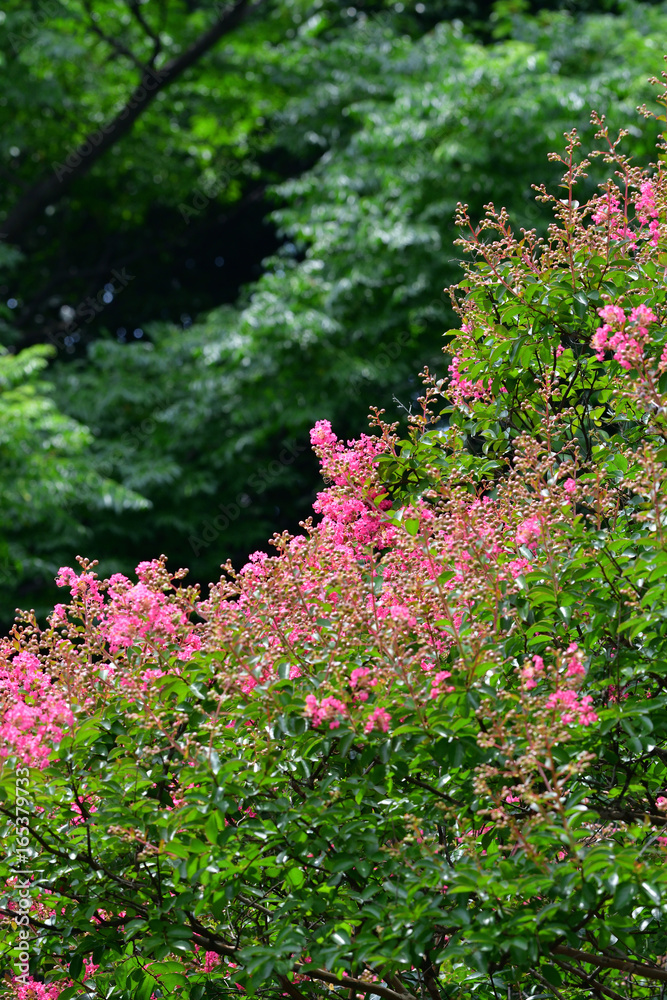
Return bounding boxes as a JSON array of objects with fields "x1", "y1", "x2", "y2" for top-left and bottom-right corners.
[{"x1": 3, "y1": 88, "x2": 667, "y2": 1000}]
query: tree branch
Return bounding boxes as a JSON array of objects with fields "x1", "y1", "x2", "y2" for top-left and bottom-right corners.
[
  {"x1": 532, "y1": 970, "x2": 567, "y2": 1000},
  {"x1": 2, "y1": 0, "x2": 259, "y2": 244},
  {"x1": 403, "y1": 774, "x2": 457, "y2": 804},
  {"x1": 553, "y1": 957, "x2": 627, "y2": 1000},
  {"x1": 127, "y1": 0, "x2": 162, "y2": 66},
  {"x1": 279, "y1": 976, "x2": 311, "y2": 1000},
  {"x1": 552, "y1": 946, "x2": 667, "y2": 984},
  {"x1": 82, "y1": 0, "x2": 149, "y2": 74},
  {"x1": 293, "y1": 965, "x2": 418, "y2": 1000},
  {"x1": 421, "y1": 956, "x2": 443, "y2": 1000}
]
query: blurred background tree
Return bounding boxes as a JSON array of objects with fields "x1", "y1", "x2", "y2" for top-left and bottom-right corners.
[{"x1": 1, "y1": 0, "x2": 666, "y2": 623}]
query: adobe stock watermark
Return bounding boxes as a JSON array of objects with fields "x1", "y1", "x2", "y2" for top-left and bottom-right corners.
[
  {"x1": 6, "y1": 0, "x2": 63, "y2": 53},
  {"x1": 178, "y1": 109, "x2": 290, "y2": 225},
  {"x1": 341, "y1": 326, "x2": 430, "y2": 400},
  {"x1": 189, "y1": 437, "x2": 308, "y2": 556},
  {"x1": 9, "y1": 761, "x2": 36, "y2": 987},
  {"x1": 51, "y1": 64, "x2": 168, "y2": 182},
  {"x1": 0, "y1": 558, "x2": 16, "y2": 591},
  {"x1": 49, "y1": 267, "x2": 135, "y2": 350}
]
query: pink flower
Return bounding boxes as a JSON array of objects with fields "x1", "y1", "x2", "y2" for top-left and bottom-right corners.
[
  {"x1": 520, "y1": 670, "x2": 537, "y2": 690},
  {"x1": 305, "y1": 695, "x2": 348, "y2": 728},
  {"x1": 100, "y1": 579, "x2": 192, "y2": 655},
  {"x1": 592, "y1": 303, "x2": 657, "y2": 370},
  {"x1": 178, "y1": 633, "x2": 202, "y2": 661},
  {"x1": 506, "y1": 557, "x2": 533, "y2": 580},
  {"x1": 599, "y1": 304, "x2": 626, "y2": 326},
  {"x1": 350, "y1": 667, "x2": 370, "y2": 689},
  {"x1": 592, "y1": 192, "x2": 637, "y2": 244},
  {"x1": 55, "y1": 566, "x2": 77, "y2": 588},
  {"x1": 448, "y1": 355, "x2": 489, "y2": 407},
  {"x1": 516, "y1": 517, "x2": 541, "y2": 546},
  {"x1": 204, "y1": 952, "x2": 222, "y2": 973},
  {"x1": 83, "y1": 958, "x2": 100, "y2": 982},
  {"x1": 592, "y1": 192, "x2": 621, "y2": 225},
  {"x1": 635, "y1": 180, "x2": 659, "y2": 243},
  {"x1": 630, "y1": 304, "x2": 657, "y2": 327},
  {"x1": 364, "y1": 707, "x2": 391, "y2": 733},
  {"x1": 0, "y1": 650, "x2": 74, "y2": 766},
  {"x1": 55, "y1": 567, "x2": 103, "y2": 607},
  {"x1": 51, "y1": 603, "x2": 68, "y2": 624},
  {"x1": 564, "y1": 477, "x2": 576, "y2": 495},
  {"x1": 565, "y1": 643, "x2": 585, "y2": 677},
  {"x1": 520, "y1": 656, "x2": 543, "y2": 690},
  {"x1": 430, "y1": 670, "x2": 454, "y2": 700},
  {"x1": 14, "y1": 979, "x2": 63, "y2": 999},
  {"x1": 545, "y1": 689, "x2": 597, "y2": 726},
  {"x1": 310, "y1": 420, "x2": 338, "y2": 447}
]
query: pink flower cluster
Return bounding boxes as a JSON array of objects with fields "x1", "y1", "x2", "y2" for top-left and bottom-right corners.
[
  {"x1": 519, "y1": 645, "x2": 594, "y2": 724},
  {"x1": 591, "y1": 192, "x2": 634, "y2": 243},
  {"x1": 0, "y1": 558, "x2": 207, "y2": 765},
  {"x1": 13, "y1": 978, "x2": 64, "y2": 999},
  {"x1": 544, "y1": 689, "x2": 597, "y2": 726},
  {"x1": 520, "y1": 655, "x2": 544, "y2": 691},
  {"x1": 350, "y1": 667, "x2": 376, "y2": 703},
  {"x1": 198, "y1": 423, "x2": 485, "y2": 732},
  {"x1": 204, "y1": 952, "x2": 222, "y2": 973},
  {"x1": 0, "y1": 648, "x2": 74, "y2": 767},
  {"x1": 564, "y1": 642, "x2": 585, "y2": 678},
  {"x1": 591, "y1": 180, "x2": 662, "y2": 248},
  {"x1": 430, "y1": 670, "x2": 455, "y2": 700},
  {"x1": 516, "y1": 517, "x2": 541, "y2": 547},
  {"x1": 310, "y1": 421, "x2": 393, "y2": 548},
  {"x1": 3, "y1": 412, "x2": 604, "y2": 767},
  {"x1": 364, "y1": 707, "x2": 392, "y2": 733},
  {"x1": 591, "y1": 303, "x2": 658, "y2": 370},
  {"x1": 305, "y1": 694, "x2": 348, "y2": 729},
  {"x1": 447, "y1": 354, "x2": 489, "y2": 407},
  {"x1": 635, "y1": 180, "x2": 660, "y2": 247},
  {"x1": 100, "y1": 573, "x2": 201, "y2": 660}
]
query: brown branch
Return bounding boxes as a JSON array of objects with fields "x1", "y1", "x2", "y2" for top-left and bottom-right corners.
[
  {"x1": 128, "y1": 0, "x2": 162, "y2": 66},
  {"x1": 580, "y1": 977, "x2": 627, "y2": 1000},
  {"x1": 293, "y1": 965, "x2": 418, "y2": 1000},
  {"x1": 403, "y1": 774, "x2": 456, "y2": 804},
  {"x1": 553, "y1": 957, "x2": 627, "y2": 1000},
  {"x1": 82, "y1": 0, "x2": 149, "y2": 74},
  {"x1": 552, "y1": 946, "x2": 667, "y2": 984},
  {"x1": 532, "y1": 970, "x2": 567, "y2": 1000},
  {"x1": 188, "y1": 930, "x2": 237, "y2": 958},
  {"x1": 421, "y1": 957, "x2": 442, "y2": 1000},
  {"x1": 279, "y1": 976, "x2": 311, "y2": 1000},
  {"x1": 3, "y1": 0, "x2": 259, "y2": 244}
]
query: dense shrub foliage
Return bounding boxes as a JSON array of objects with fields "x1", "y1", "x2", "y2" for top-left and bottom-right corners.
[{"x1": 3, "y1": 91, "x2": 667, "y2": 999}]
